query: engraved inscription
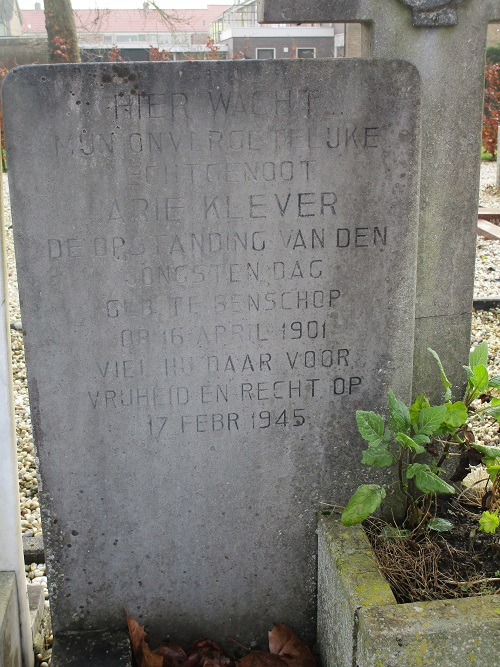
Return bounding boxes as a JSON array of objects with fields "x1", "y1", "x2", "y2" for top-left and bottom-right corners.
[{"x1": 42, "y1": 77, "x2": 408, "y2": 438}]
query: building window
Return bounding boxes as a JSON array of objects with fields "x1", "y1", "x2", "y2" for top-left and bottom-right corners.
[
  {"x1": 256, "y1": 48, "x2": 275, "y2": 60},
  {"x1": 117, "y1": 34, "x2": 137, "y2": 42},
  {"x1": 297, "y1": 48, "x2": 316, "y2": 59}
]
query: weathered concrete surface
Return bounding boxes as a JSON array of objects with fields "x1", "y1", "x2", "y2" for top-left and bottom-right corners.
[
  {"x1": 317, "y1": 514, "x2": 396, "y2": 667},
  {"x1": 358, "y1": 596, "x2": 500, "y2": 667},
  {"x1": 259, "y1": 0, "x2": 500, "y2": 401},
  {"x1": 317, "y1": 514, "x2": 500, "y2": 667},
  {"x1": 398, "y1": 0, "x2": 466, "y2": 27},
  {"x1": 27, "y1": 586, "x2": 44, "y2": 639},
  {"x1": 51, "y1": 631, "x2": 131, "y2": 667},
  {"x1": 22, "y1": 536, "x2": 44, "y2": 566},
  {"x1": 0, "y1": 572, "x2": 22, "y2": 667},
  {"x1": 28, "y1": 585, "x2": 49, "y2": 662},
  {"x1": 3, "y1": 60, "x2": 419, "y2": 648}
]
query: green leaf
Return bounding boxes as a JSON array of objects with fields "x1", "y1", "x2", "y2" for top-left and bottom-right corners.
[
  {"x1": 463, "y1": 365, "x2": 474, "y2": 380},
  {"x1": 341, "y1": 484, "x2": 386, "y2": 526},
  {"x1": 442, "y1": 401, "x2": 468, "y2": 428},
  {"x1": 417, "y1": 405, "x2": 448, "y2": 435},
  {"x1": 428, "y1": 348, "x2": 452, "y2": 401},
  {"x1": 478, "y1": 510, "x2": 500, "y2": 534},
  {"x1": 356, "y1": 411, "x2": 385, "y2": 445},
  {"x1": 484, "y1": 406, "x2": 500, "y2": 422},
  {"x1": 387, "y1": 389, "x2": 411, "y2": 435},
  {"x1": 472, "y1": 443, "x2": 500, "y2": 460},
  {"x1": 361, "y1": 446, "x2": 394, "y2": 467},
  {"x1": 394, "y1": 432, "x2": 425, "y2": 454},
  {"x1": 382, "y1": 428, "x2": 392, "y2": 443},
  {"x1": 471, "y1": 365, "x2": 489, "y2": 394},
  {"x1": 406, "y1": 463, "x2": 455, "y2": 495},
  {"x1": 428, "y1": 517, "x2": 454, "y2": 532},
  {"x1": 409, "y1": 394, "x2": 430, "y2": 426},
  {"x1": 412, "y1": 434, "x2": 431, "y2": 446},
  {"x1": 485, "y1": 464, "x2": 500, "y2": 482},
  {"x1": 469, "y1": 341, "x2": 488, "y2": 370},
  {"x1": 484, "y1": 399, "x2": 500, "y2": 423},
  {"x1": 488, "y1": 375, "x2": 500, "y2": 388}
]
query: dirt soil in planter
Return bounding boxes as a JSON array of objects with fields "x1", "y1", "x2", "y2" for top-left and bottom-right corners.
[{"x1": 365, "y1": 499, "x2": 500, "y2": 604}]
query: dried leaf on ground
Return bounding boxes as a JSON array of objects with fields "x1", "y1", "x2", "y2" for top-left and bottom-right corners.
[
  {"x1": 126, "y1": 615, "x2": 315, "y2": 667},
  {"x1": 126, "y1": 613, "x2": 164, "y2": 667},
  {"x1": 238, "y1": 651, "x2": 288, "y2": 667},
  {"x1": 267, "y1": 625, "x2": 316, "y2": 667},
  {"x1": 153, "y1": 642, "x2": 188, "y2": 666},
  {"x1": 186, "y1": 638, "x2": 234, "y2": 667}
]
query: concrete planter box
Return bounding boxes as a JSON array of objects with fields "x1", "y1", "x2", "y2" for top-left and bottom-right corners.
[
  {"x1": 317, "y1": 513, "x2": 500, "y2": 667},
  {"x1": 0, "y1": 572, "x2": 22, "y2": 667}
]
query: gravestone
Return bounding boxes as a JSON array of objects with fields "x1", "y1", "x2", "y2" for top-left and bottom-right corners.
[
  {"x1": 259, "y1": 0, "x2": 500, "y2": 401},
  {"x1": 3, "y1": 59, "x2": 419, "y2": 654}
]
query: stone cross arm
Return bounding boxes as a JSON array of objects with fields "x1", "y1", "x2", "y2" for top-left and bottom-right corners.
[{"x1": 258, "y1": 0, "x2": 500, "y2": 26}]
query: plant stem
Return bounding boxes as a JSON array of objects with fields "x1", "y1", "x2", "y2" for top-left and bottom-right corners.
[
  {"x1": 397, "y1": 454, "x2": 414, "y2": 514},
  {"x1": 436, "y1": 438, "x2": 451, "y2": 469}
]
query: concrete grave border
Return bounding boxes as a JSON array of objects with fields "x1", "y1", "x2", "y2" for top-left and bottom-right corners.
[
  {"x1": 317, "y1": 513, "x2": 500, "y2": 667},
  {"x1": 1, "y1": 162, "x2": 34, "y2": 665}
]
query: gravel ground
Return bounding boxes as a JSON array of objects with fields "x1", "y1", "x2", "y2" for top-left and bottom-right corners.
[{"x1": 2, "y1": 163, "x2": 500, "y2": 665}]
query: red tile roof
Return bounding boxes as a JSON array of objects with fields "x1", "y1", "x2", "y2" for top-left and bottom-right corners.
[{"x1": 21, "y1": 6, "x2": 230, "y2": 35}]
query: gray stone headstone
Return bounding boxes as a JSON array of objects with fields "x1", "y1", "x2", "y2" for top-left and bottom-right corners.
[{"x1": 3, "y1": 60, "x2": 419, "y2": 649}]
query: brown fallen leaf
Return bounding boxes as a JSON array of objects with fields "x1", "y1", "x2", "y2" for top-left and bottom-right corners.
[
  {"x1": 186, "y1": 638, "x2": 234, "y2": 667},
  {"x1": 126, "y1": 612, "x2": 163, "y2": 667},
  {"x1": 153, "y1": 642, "x2": 188, "y2": 667},
  {"x1": 238, "y1": 651, "x2": 288, "y2": 667},
  {"x1": 268, "y1": 624, "x2": 316, "y2": 667},
  {"x1": 126, "y1": 614, "x2": 314, "y2": 667},
  {"x1": 202, "y1": 659, "x2": 236, "y2": 667}
]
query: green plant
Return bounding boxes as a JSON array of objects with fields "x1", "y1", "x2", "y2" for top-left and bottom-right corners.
[
  {"x1": 472, "y1": 443, "x2": 500, "y2": 534},
  {"x1": 481, "y1": 146, "x2": 495, "y2": 161},
  {"x1": 341, "y1": 342, "x2": 500, "y2": 535}
]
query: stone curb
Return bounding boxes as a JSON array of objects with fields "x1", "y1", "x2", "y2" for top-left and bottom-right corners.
[
  {"x1": 317, "y1": 513, "x2": 500, "y2": 667},
  {"x1": 317, "y1": 513, "x2": 396, "y2": 667},
  {"x1": 0, "y1": 572, "x2": 22, "y2": 667},
  {"x1": 27, "y1": 585, "x2": 44, "y2": 636},
  {"x1": 22, "y1": 535, "x2": 45, "y2": 565},
  {"x1": 478, "y1": 218, "x2": 500, "y2": 240},
  {"x1": 473, "y1": 297, "x2": 500, "y2": 310},
  {"x1": 478, "y1": 207, "x2": 500, "y2": 223},
  {"x1": 357, "y1": 595, "x2": 500, "y2": 667}
]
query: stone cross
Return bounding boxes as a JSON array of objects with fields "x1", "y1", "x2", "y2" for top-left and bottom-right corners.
[{"x1": 259, "y1": 0, "x2": 500, "y2": 400}]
